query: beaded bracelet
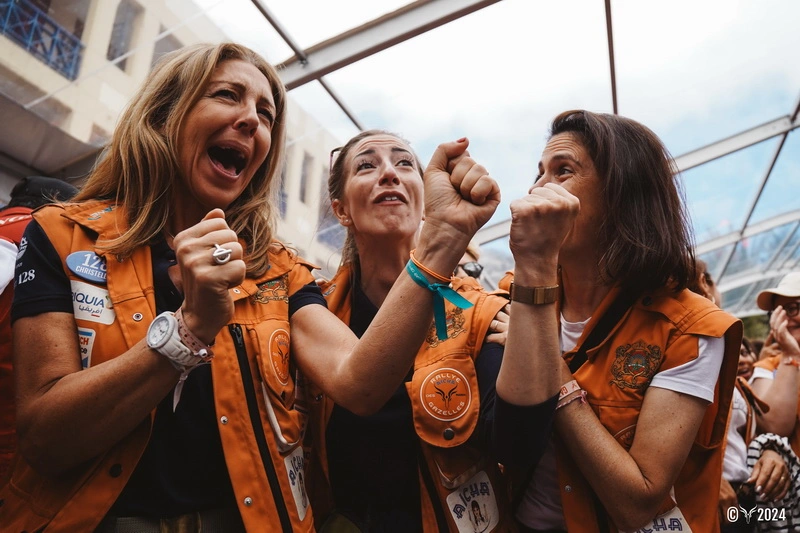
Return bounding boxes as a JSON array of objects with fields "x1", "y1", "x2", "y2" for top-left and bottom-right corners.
[{"x1": 405, "y1": 259, "x2": 473, "y2": 340}]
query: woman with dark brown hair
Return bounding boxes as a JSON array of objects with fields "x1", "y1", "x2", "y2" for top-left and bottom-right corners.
[{"x1": 510, "y1": 110, "x2": 742, "y2": 532}]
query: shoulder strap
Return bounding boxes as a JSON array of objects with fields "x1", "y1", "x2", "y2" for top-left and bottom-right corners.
[{"x1": 568, "y1": 288, "x2": 640, "y2": 373}]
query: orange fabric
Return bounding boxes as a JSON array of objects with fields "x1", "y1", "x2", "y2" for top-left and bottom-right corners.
[
  {"x1": 309, "y1": 266, "x2": 516, "y2": 532},
  {"x1": 0, "y1": 206, "x2": 33, "y2": 482},
  {"x1": 0, "y1": 201, "x2": 317, "y2": 532},
  {"x1": 753, "y1": 355, "x2": 800, "y2": 456},
  {"x1": 554, "y1": 286, "x2": 741, "y2": 533}
]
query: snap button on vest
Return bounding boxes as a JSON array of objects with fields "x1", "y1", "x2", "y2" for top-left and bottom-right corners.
[
  {"x1": 220, "y1": 416, "x2": 229, "y2": 425},
  {"x1": 244, "y1": 497, "x2": 253, "y2": 506},
  {"x1": 564, "y1": 485, "x2": 572, "y2": 492},
  {"x1": 132, "y1": 313, "x2": 143, "y2": 321},
  {"x1": 109, "y1": 463, "x2": 123, "y2": 477},
  {"x1": 642, "y1": 296, "x2": 653, "y2": 306},
  {"x1": 443, "y1": 428, "x2": 455, "y2": 440}
]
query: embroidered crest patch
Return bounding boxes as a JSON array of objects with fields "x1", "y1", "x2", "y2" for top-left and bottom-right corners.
[
  {"x1": 420, "y1": 367, "x2": 471, "y2": 421},
  {"x1": 269, "y1": 329, "x2": 291, "y2": 386},
  {"x1": 252, "y1": 275, "x2": 289, "y2": 304},
  {"x1": 610, "y1": 340, "x2": 662, "y2": 391},
  {"x1": 425, "y1": 307, "x2": 466, "y2": 347}
]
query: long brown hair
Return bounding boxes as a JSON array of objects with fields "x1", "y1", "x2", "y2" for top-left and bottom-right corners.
[
  {"x1": 327, "y1": 129, "x2": 424, "y2": 268},
  {"x1": 75, "y1": 42, "x2": 286, "y2": 277},
  {"x1": 550, "y1": 110, "x2": 695, "y2": 292}
]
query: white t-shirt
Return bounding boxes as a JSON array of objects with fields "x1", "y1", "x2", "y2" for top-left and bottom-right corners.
[
  {"x1": 516, "y1": 314, "x2": 726, "y2": 529},
  {"x1": 722, "y1": 387, "x2": 751, "y2": 483}
]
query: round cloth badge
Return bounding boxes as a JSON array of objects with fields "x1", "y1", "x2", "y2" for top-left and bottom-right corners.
[
  {"x1": 269, "y1": 329, "x2": 291, "y2": 386},
  {"x1": 420, "y1": 367, "x2": 471, "y2": 422}
]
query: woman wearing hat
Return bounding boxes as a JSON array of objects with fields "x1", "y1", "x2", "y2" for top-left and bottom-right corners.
[{"x1": 751, "y1": 272, "x2": 800, "y2": 457}]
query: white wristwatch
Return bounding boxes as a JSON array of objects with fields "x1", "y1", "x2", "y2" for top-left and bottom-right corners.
[{"x1": 147, "y1": 312, "x2": 196, "y2": 369}]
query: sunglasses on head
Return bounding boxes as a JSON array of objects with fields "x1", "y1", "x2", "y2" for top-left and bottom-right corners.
[{"x1": 458, "y1": 261, "x2": 483, "y2": 279}]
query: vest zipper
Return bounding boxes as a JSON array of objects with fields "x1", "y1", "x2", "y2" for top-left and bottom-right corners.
[{"x1": 229, "y1": 323, "x2": 293, "y2": 532}]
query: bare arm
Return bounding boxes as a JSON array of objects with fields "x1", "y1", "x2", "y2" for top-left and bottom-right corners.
[
  {"x1": 555, "y1": 380, "x2": 708, "y2": 531},
  {"x1": 499, "y1": 183, "x2": 581, "y2": 406},
  {"x1": 292, "y1": 139, "x2": 500, "y2": 415},
  {"x1": 14, "y1": 313, "x2": 179, "y2": 475},
  {"x1": 751, "y1": 306, "x2": 800, "y2": 436},
  {"x1": 15, "y1": 210, "x2": 245, "y2": 475}
]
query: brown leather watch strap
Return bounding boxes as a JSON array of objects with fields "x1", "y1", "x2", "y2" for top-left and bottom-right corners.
[{"x1": 509, "y1": 282, "x2": 559, "y2": 305}]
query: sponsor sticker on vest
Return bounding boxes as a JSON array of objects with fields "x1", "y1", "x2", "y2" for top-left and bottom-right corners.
[
  {"x1": 71, "y1": 280, "x2": 115, "y2": 324},
  {"x1": 78, "y1": 328, "x2": 96, "y2": 368},
  {"x1": 420, "y1": 367, "x2": 471, "y2": 422},
  {"x1": 66, "y1": 251, "x2": 108, "y2": 284},
  {"x1": 445, "y1": 470, "x2": 499, "y2": 533},
  {"x1": 284, "y1": 446, "x2": 308, "y2": 521},
  {"x1": 269, "y1": 329, "x2": 290, "y2": 386},
  {"x1": 623, "y1": 505, "x2": 692, "y2": 533}
]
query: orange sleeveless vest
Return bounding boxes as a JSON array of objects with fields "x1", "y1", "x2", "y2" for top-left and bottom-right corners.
[
  {"x1": 556, "y1": 286, "x2": 741, "y2": 533},
  {"x1": 308, "y1": 265, "x2": 517, "y2": 532},
  {"x1": 0, "y1": 200, "x2": 318, "y2": 532}
]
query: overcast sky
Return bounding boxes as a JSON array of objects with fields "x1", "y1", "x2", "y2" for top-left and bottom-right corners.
[{"x1": 190, "y1": 0, "x2": 799, "y2": 285}]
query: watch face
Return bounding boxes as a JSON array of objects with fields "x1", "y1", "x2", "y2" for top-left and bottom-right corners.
[{"x1": 148, "y1": 315, "x2": 172, "y2": 346}]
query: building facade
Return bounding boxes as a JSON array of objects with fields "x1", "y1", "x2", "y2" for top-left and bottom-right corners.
[{"x1": 0, "y1": 0, "x2": 342, "y2": 273}]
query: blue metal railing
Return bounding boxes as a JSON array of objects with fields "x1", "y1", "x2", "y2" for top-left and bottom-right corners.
[{"x1": 1, "y1": 0, "x2": 84, "y2": 80}]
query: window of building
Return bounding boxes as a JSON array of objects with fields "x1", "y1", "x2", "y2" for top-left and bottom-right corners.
[
  {"x1": 299, "y1": 152, "x2": 314, "y2": 205},
  {"x1": 107, "y1": 0, "x2": 143, "y2": 71},
  {"x1": 151, "y1": 27, "x2": 182, "y2": 67}
]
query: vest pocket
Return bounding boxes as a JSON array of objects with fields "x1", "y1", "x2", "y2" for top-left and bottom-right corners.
[
  {"x1": 250, "y1": 321, "x2": 306, "y2": 453},
  {"x1": 408, "y1": 351, "x2": 480, "y2": 449},
  {"x1": 594, "y1": 402, "x2": 641, "y2": 450}
]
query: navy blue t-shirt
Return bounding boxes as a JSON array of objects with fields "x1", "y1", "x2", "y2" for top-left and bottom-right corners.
[
  {"x1": 13, "y1": 220, "x2": 326, "y2": 518},
  {"x1": 325, "y1": 275, "x2": 555, "y2": 532}
]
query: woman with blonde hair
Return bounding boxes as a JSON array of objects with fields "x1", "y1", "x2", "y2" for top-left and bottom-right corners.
[{"x1": 0, "y1": 44, "x2": 499, "y2": 532}]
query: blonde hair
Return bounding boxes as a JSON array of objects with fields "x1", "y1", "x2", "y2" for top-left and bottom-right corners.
[{"x1": 74, "y1": 42, "x2": 286, "y2": 277}]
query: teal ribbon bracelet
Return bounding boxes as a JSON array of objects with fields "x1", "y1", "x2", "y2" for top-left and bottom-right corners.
[{"x1": 405, "y1": 260, "x2": 473, "y2": 340}]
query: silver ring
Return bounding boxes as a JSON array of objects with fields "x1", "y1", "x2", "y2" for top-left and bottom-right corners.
[{"x1": 212, "y1": 243, "x2": 233, "y2": 265}]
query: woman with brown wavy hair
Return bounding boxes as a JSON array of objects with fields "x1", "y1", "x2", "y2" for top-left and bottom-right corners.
[
  {"x1": 511, "y1": 110, "x2": 742, "y2": 532},
  {"x1": 0, "y1": 44, "x2": 499, "y2": 532}
]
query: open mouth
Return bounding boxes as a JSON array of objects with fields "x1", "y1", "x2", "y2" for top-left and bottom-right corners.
[
  {"x1": 208, "y1": 145, "x2": 247, "y2": 176},
  {"x1": 374, "y1": 192, "x2": 407, "y2": 204}
]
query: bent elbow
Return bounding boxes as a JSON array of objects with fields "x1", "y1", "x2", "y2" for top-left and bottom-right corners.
[
  {"x1": 610, "y1": 496, "x2": 667, "y2": 532},
  {"x1": 18, "y1": 435, "x2": 65, "y2": 477}
]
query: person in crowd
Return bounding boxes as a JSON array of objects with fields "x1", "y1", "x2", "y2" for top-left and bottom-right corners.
[
  {"x1": 308, "y1": 130, "x2": 558, "y2": 532},
  {"x1": 718, "y1": 337, "x2": 792, "y2": 533},
  {"x1": 509, "y1": 110, "x2": 742, "y2": 532},
  {"x1": 0, "y1": 44, "x2": 500, "y2": 532},
  {"x1": 688, "y1": 258, "x2": 722, "y2": 306},
  {"x1": 752, "y1": 338, "x2": 766, "y2": 361},
  {"x1": 0, "y1": 176, "x2": 78, "y2": 481},
  {"x1": 751, "y1": 273, "x2": 800, "y2": 456}
]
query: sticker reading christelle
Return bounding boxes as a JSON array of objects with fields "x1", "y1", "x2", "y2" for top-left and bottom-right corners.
[
  {"x1": 66, "y1": 251, "x2": 108, "y2": 284},
  {"x1": 420, "y1": 367, "x2": 471, "y2": 422},
  {"x1": 71, "y1": 280, "x2": 115, "y2": 325}
]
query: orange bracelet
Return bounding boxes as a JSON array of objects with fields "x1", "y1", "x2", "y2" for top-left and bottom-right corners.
[
  {"x1": 782, "y1": 357, "x2": 800, "y2": 367},
  {"x1": 409, "y1": 249, "x2": 452, "y2": 283}
]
